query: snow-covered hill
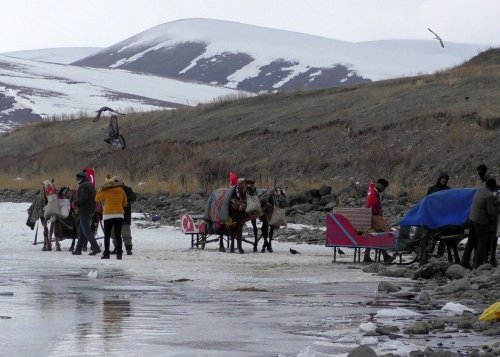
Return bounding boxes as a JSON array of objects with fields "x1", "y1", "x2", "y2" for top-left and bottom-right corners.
[
  {"x1": 0, "y1": 18, "x2": 491, "y2": 131},
  {"x1": 4, "y1": 47, "x2": 103, "y2": 64},
  {"x1": 0, "y1": 55, "x2": 246, "y2": 130},
  {"x1": 74, "y1": 18, "x2": 489, "y2": 92}
]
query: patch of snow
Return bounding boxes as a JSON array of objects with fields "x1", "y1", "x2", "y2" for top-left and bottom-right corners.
[
  {"x1": 359, "y1": 321, "x2": 377, "y2": 333},
  {"x1": 376, "y1": 307, "x2": 421, "y2": 318},
  {"x1": 0, "y1": 55, "x2": 250, "y2": 119},
  {"x1": 119, "y1": 19, "x2": 487, "y2": 83},
  {"x1": 3, "y1": 47, "x2": 102, "y2": 64},
  {"x1": 441, "y1": 302, "x2": 475, "y2": 315}
]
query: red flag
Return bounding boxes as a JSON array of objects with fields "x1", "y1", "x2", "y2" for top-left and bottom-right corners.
[
  {"x1": 83, "y1": 167, "x2": 96, "y2": 187},
  {"x1": 229, "y1": 172, "x2": 238, "y2": 186},
  {"x1": 366, "y1": 181, "x2": 377, "y2": 208}
]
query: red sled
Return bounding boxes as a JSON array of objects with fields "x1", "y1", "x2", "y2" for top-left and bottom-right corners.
[{"x1": 325, "y1": 210, "x2": 396, "y2": 262}]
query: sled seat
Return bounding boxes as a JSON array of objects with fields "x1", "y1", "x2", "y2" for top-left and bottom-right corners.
[
  {"x1": 325, "y1": 207, "x2": 397, "y2": 262},
  {"x1": 180, "y1": 214, "x2": 208, "y2": 248}
]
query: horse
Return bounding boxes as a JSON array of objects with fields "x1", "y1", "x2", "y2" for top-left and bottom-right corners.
[
  {"x1": 251, "y1": 186, "x2": 287, "y2": 253},
  {"x1": 26, "y1": 187, "x2": 55, "y2": 251},
  {"x1": 205, "y1": 178, "x2": 259, "y2": 254},
  {"x1": 26, "y1": 180, "x2": 75, "y2": 251}
]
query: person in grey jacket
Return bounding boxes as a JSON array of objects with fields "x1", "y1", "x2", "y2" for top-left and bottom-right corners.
[
  {"x1": 72, "y1": 170, "x2": 101, "y2": 256},
  {"x1": 461, "y1": 176, "x2": 498, "y2": 268}
]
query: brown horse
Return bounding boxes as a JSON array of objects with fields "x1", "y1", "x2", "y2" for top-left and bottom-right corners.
[
  {"x1": 251, "y1": 186, "x2": 287, "y2": 253},
  {"x1": 205, "y1": 178, "x2": 258, "y2": 254}
]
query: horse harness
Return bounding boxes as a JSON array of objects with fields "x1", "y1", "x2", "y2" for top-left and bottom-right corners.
[{"x1": 230, "y1": 183, "x2": 247, "y2": 212}]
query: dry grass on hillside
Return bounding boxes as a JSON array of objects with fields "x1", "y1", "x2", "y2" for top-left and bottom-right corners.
[{"x1": 1, "y1": 49, "x2": 500, "y2": 197}]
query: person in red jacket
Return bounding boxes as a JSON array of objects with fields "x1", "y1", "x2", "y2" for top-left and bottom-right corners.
[{"x1": 364, "y1": 178, "x2": 394, "y2": 263}]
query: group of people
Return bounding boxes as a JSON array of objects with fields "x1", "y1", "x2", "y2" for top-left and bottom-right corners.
[
  {"x1": 72, "y1": 170, "x2": 136, "y2": 260},
  {"x1": 364, "y1": 164, "x2": 499, "y2": 268}
]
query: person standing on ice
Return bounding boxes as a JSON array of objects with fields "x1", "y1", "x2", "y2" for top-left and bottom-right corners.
[
  {"x1": 110, "y1": 177, "x2": 136, "y2": 256},
  {"x1": 364, "y1": 178, "x2": 394, "y2": 263},
  {"x1": 95, "y1": 175, "x2": 128, "y2": 260},
  {"x1": 72, "y1": 170, "x2": 101, "y2": 256}
]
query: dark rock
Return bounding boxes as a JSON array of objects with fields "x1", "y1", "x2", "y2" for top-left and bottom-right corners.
[
  {"x1": 413, "y1": 261, "x2": 451, "y2": 279},
  {"x1": 291, "y1": 203, "x2": 314, "y2": 213},
  {"x1": 404, "y1": 321, "x2": 430, "y2": 334},
  {"x1": 288, "y1": 190, "x2": 314, "y2": 205},
  {"x1": 409, "y1": 350, "x2": 425, "y2": 357},
  {"x1": 378, "y1": 281, "x2": 401, "y2": 293},
  {"x1": 362, "y1": 263, "x2": 384, "y2": 273},
  {"x1": 376, "y1": 325, "x2": 400, "y2": 335},
  {"x1": 318, "y1": 185, "x2": 332, "y2": 196},
  {"x1": 445, "y1": 264, "x2": 466, "y2": 279},
  {"x1": 436, "y1": 278, "x2": 472, "y2": 294},
  {"x1": 320, "y1": 194, "x2": 334, "y2": 204},
  {"x1": 347, "y1": 345, "x2": 377, "y2": 357},
  {"x1": 377, "y1": 268, "x2": 407, "y2": 278},
  {"x1": 390, "y1": 291, "x2": 418, "y2": 299}
]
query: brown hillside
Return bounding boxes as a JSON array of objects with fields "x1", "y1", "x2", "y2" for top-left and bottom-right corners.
[{"x1": 1, "y1": 49, "x2": 500, "y2": 196}]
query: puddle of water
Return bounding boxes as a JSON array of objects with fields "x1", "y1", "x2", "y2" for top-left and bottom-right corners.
[{"x1": 0, "y1": 256, "x2": 494, "y2": 357}]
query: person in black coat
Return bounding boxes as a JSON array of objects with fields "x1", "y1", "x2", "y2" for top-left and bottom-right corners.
[
  {"x1": 427, "y1": 171, "x2": 451, "y2": 196},
  {"x1": 72, "y1": 171, "x2": 101, "y2": 255},
  {"x1": 427, "y1": 171, "x2": 451, "y2": 257},
  {"x1": 477, "y1": 164, "x2": 488, "y2": 183},
  {"x1": 110, "y1": 177, "x2": 137, "y2": 255}
]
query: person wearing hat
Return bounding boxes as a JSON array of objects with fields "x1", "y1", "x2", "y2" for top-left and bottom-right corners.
[
  {"x1": 72, "y1": 170, "x2": 100, "y2": 255},
  {"x1": 95, "y1": 175, "x2": 128, "y2": 259},
  {"x1": 110, "y1": 176, "x2": 137, "y2": 256},
  {"x1": 477, "y1": 164, "x2": 489, "y2": 183}
]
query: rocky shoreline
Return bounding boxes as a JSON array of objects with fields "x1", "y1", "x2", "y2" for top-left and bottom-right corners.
[{"x1": 2, "y1": 187, "x2": 499, "y2": 356}]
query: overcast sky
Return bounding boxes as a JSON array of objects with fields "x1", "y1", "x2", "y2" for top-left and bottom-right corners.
[{"x1": 1, "y1": 0, "x2": 499, "y2": 53}]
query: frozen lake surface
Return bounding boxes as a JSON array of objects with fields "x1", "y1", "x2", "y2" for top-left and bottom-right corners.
[{"x1": 0, "y1": 203, "x2": 491, "y2": 356}]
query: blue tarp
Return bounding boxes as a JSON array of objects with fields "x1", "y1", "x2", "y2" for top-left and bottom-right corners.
[{"x1": 399, "y1": 188, "x2": 476, "y2": 229}]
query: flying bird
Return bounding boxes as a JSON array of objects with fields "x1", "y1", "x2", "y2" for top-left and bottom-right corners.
[
  {"x1": 93, "y1": 107, "x2": 125, "y2": 122},
  {"x1": 337, "y1": 248, "x2": 346, "y2": 256},
  {"x1": 428, "y1": 28, "x2": 444, "y2": 48},
  {"x1": 289, "y1": 248, "x2": 300, "y2": 255}
]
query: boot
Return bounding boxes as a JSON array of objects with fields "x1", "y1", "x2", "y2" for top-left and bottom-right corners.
[
  {"x1": 116, "y1": 250, "x2": 123, "y2": 260},
  {"x1": 363, "y1": 248, "x2": 373, "y2": 262},
  {"x1": 125, "y1": 244, "x2": 133, "y2": 255},
  {"x1": 101, "y1": 251, "x2": 110, "y2": 259},
  {"x1": 383, "y1": 251, "x2": 396, "y2": 264},
  {"x1": 72, "y1": 249, "x2": 82, "y2": 255},
  {"x1": 89, "y1": 248, "x2": 102, "y2": 256}
]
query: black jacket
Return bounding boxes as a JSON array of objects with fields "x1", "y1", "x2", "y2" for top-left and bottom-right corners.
[
  {"x1": 75, "y1": 179, "x2": 96, "y2": 215},
  {"x1": 123, "y1": 185, "x2": 137, "y2": 224},
  {"x1": 427, "y1": 172, "x2": 451, "y2": 196}
]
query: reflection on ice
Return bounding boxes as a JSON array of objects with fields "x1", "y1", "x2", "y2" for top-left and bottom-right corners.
[{"x1": 0, "y1": 203, "x2": 494, "y2": 356}]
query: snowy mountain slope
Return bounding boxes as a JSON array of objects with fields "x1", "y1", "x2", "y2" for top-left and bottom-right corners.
[
  {"x1": 0, "y1": 55, "x2": 247, "y2": 130},
  {"x1": 3, "y1": 47, "x2": 103, "y2": 64},
  {"x1": 74, "y1": 18, "x2": 489, "y2": 92}
]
